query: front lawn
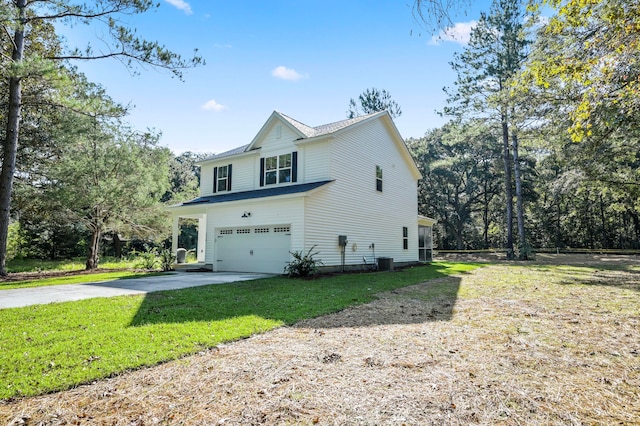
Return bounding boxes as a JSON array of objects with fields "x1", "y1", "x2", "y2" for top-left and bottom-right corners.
[{"x1": 0, "y1": 262, "x2": 477, "y2": 399}]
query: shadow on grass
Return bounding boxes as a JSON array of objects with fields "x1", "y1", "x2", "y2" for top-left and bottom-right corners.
[{"x1": 129, "y1": 263, "x2": 469, "y2": 328}]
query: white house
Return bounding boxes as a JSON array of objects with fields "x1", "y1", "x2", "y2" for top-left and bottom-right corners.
[{"x1": 169, "y1": 110, "x2": 434, "y2": 274}]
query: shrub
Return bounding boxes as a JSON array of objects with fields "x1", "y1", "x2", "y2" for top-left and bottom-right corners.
[
  {"x1": 284, "y1": 245, "x2": 323, "y2": 278},
  {"x1": 159, "y1": 248, "x2": 174, "y2": 272},
  {"x1": 133, "y1": 249, "x2": 159, "y2": 270}
]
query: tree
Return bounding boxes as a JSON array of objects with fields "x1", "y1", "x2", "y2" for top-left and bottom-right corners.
[
  {"x1": 347, "y1": 88, "x2": 402, "y2": 119},
  {"x1": 45, "y1": 109, "x2": 171, "y2": 270},
  {"x1": 408, "y1": 121, "x2": 503, "y2": 249},
  {"x1": 0, "y1": 0, "x2": 203, "y2": 275},
  {"x1": 443, "y1": 0, "x2": 533, "y2": 258},
  {"x1": 412, "y1": 0, "x2": 472, "y2": 32},
  {"x1": 520, "y1": 0, "x2": 640, "y2": 248},
  {"x1": 162, "y1": 151, "x2": 211, "y2": 203}
]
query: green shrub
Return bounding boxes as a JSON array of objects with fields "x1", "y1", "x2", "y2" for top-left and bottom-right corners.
[
  {"x1": 133, "y1": 249, "x2": 159, "y2": 269},
  {"x1": 159, "y1": 248, "x2": 174, "y2": 271},
  {"x1": 284, "y1": 245, "x2": 323, "y2": 277}
]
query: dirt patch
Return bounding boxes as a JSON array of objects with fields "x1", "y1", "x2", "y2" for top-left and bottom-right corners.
[{"x1": 1, "y1": 258, "x2": 639, "y2": 425}]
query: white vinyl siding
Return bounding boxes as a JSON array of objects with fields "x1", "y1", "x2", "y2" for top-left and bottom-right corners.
[
  {"x1": 304, "y1": 118, "x2": 419, "y2": 267},
  {"x1": 302, "y1": 141, "x2": 330, "y2": 182}
]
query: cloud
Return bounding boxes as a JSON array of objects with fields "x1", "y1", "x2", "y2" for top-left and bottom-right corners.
[
  {"x1": 429, "y1": 21, "x2": 477, "y2": 45},
  {"x1": 271, "y1": 66, "x2": 309, "y2": 81},
  {"x1": 214, "y1": 43, "x2": 233, "y2": 49},
  {"x1": 201, "y1": 99, "x2": 227, "y2": 112},
  {"x1": 165, "y1": 0, "x2": 192, "y2": 15}
]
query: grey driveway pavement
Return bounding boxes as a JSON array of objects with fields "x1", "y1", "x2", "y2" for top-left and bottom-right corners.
[{"x1": 0, "y1": 272, "x2": 271, "y2": 309}]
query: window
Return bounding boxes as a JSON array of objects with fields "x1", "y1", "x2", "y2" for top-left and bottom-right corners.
[
  {"x1": 418, "y1": 225, "x2": 433, "y2": 261},
  {"x1": 261, "y1": 152, "x2": 297, "y2": 186},
  {"x1": 403, "y1": 226, "x2": 408, "y2": 250},
  {"x1": 217, "y1": 165, "x2": 228, "y2": 191},
  {"x1": 213, "y1": 164, "x2": 232, "y2": 193},
  {"x1": 376, "y1": 166, "x2": 383, "y2": 192}
]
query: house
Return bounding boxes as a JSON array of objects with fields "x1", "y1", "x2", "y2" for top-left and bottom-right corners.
[{"x1": 169, "y1": 110, "x2": 434, "y2": 274}]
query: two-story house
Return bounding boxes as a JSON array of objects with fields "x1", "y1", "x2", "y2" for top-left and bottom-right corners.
[{"x1": 169, "y1": 110, "x2": 434, "y2": 274}]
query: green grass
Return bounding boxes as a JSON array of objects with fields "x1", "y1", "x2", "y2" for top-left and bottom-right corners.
[
  {"x1": 0, "y1": 262, "x2": 478, "y2": 399},
  {"x1": 6, "y1": 257, "x2": 139, "y2": 273},
  {"x1": 0, "y1": 271, "x2": 165, "y2": 290}
]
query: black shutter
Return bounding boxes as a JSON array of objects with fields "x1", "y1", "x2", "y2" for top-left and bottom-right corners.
[
  {"x1": 227, "y1": 164, "x2": 232, "y2": 191},
  {"x1": 291, "y1": 151, "x2": 298, "y2": 183},
  {"x1": 259, "y1": 158, "x2": 265, "y2": 187},
  {"x1": 213, "y1": 167, "x2": 218, "y2": 193}
]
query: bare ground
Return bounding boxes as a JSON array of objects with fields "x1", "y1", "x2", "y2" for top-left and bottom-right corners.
[{"x1": 2, "y1": 254, "x2": 639, "y2": 425}]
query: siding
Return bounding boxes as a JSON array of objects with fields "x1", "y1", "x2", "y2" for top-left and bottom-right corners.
[
  {"x1": 304, "y1": 119, "x2": 419, "y2": 267},
  {"x1": 301, "y1": 140, "x2": 330, "y2": 182}
]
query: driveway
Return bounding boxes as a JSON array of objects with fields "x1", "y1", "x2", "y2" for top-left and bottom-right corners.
[{"x1": 0, "y1": 272, "x2": 272, "y2": 309}]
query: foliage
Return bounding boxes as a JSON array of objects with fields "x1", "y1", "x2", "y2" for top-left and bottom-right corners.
[
  {"x1": 347, "y1": 87, "x2": 402, "y2": 119},
  {"x1": 0, "y1": 0, "x2": 203, "y2": 275},
  {"x1": 0, "y1": 262, "x2": 479, "y2": 399},
  {"x1": 134, "y1": 249, "x2": 160, "y2": 270},
  {"x1": 408, "y1": 121, "x2": 504, "y2": 250},
  {"x1": 159, "y1": 248, "x2": 174, "y2": 272},
  {"x1": 284, "y1": 245, "x2": 324, "y2": 277},
  {"x1": 162, "y1": 151, "x2": 211, "y2": 203},
  {"x1": 444, "y1": 0, "x2": 535, "y2": 258}
]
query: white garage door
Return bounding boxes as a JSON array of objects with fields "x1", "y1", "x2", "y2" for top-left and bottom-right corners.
[{"x1": 216, "y1": 225, "x2": 291, "y2": 274}]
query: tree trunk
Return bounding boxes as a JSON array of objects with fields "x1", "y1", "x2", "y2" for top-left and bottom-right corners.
[
  {"x1": 511, "y1": 131, "x2": 527, "y2": 259},
  {"x1": 113, "y1": 232, "x2": 123, "y2": 259},
  {"x1": 501, "y1": 114, "x2": 514, "y2": 259},
  {"x1": 86, "y1": 214, "x2": 102, "y2": 270},
  {"x1": 0, "y1": 1, "x2": 27, "y2": 276},
  {"x1": 86, "y1": 228, "x2": 101, "y2": 270}
]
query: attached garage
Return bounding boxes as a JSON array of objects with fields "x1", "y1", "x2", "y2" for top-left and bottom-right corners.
[{"x1": 215, "y1": 225, "x2": 292, "y2": 274}]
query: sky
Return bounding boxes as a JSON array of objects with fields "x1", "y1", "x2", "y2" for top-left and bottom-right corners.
[{"x1": 66, "y1": 0, "x2": 495, "y2": 155}]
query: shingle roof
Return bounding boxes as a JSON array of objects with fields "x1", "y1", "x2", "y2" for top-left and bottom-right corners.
[
  {"x1": 178, "y1": 180, "x2": 333, "y2": 206},
  {"x1": 199, "y1": 110, "x2": 384, "y2": 162},
  {"x1": 279, "y1": 111, "x2": 379, "y2": 138}
]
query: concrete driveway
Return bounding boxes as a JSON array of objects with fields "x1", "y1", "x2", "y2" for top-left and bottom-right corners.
[{"x1": 0, "y1": 272, "x2": 272, "y2": 309}]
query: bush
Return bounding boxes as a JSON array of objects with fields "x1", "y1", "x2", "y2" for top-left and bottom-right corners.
[
  {"x1": 284, "y1": 245, "x2": 323, "y2": 278},
  {"x1": 133, "y1": 249, "x2": 159, "y2": 270},
  {"x1": 159, "y1": 248, "x2": 174, "y2": 272}
]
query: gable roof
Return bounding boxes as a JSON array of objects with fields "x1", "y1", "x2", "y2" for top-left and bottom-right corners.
[
  {"x1": 278, "y1": 112, "x2": 377, "y2": 138},
  {"x1": 173, "y1": 180, "x2": 334, "y2": 207},
  {"x1": 200, "y1": 111, "x2": 385, "y2": 164},
  {"x1": 196, "y1": 111, "x2": 420, "y2": 180}
]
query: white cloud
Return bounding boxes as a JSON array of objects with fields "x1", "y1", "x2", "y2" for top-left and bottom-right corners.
[
  {"x1": 165, "y1": 0, "x2": 192, "y2": 15},
  {"x1": 429, "y1": 21, "x2": 477, "y2": 45},
  {"x1": 214, "y1": 43, "x2": 233, "y2": 49},
  {"x1": 202, "y1": 99, "x2": 227, "y2": 112},
  {"x1": 271, "y1": 65, "x2": 309, "y2": 81}
]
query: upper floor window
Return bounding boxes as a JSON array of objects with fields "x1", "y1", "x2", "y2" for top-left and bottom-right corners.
[
  {"x1": 376, "y1": 165, "x2": 383, "y2": 192},
  {"x1": 213, "y1": 164, "x2": 232, "y2": 193},
  {"x1": 261, "y1": 152, "x2": 297, "y2": 186},
  {"x1": 402, "y1": 226, "x2": 408, "y2": 250}
]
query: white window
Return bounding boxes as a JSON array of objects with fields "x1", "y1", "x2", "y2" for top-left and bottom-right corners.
[
  {"x1": 217, "y1": 165, "x2": 229, "y2": 192},
  {"x1": 376, "y1": 165, "x2": 383, "y2": 192},
  {"x1": 264, "y1": 153, "x2": 292, "y2": 185}
]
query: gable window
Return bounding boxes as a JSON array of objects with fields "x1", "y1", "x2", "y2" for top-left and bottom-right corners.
[
  {"x1": 376, "y1": 165, "x2": 383, "y2": 192},
  {"x1": 402, "y1": 226, "x2": 408, "y2": 250},
  {"x1": 213, "y1": 164, "x2": 232, "y2": 193},
  {"x1": 260, "y1": 152, "x2": 298, "y2": 186}
]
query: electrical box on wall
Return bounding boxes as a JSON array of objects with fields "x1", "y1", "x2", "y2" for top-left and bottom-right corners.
[{"x1": 338, "y1": 235, "x2": 348, "y2": 247}]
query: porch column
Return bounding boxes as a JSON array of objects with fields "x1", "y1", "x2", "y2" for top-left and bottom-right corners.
[
  {"x1": 197, "y1": 215, "x2": 207, "y2": 263},
  {"x1": 172, "y1": 215, "x2": 179, "y2": 256}
]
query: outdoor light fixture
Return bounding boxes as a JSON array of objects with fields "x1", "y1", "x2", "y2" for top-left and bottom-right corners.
[{"x1": 241, "y1": 211, "x2": 251, "y2": 218}]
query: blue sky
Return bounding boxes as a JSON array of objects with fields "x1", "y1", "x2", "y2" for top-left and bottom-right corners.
[{"x1": 69, "y1": 0, "x2": 494, "y2": 155}]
